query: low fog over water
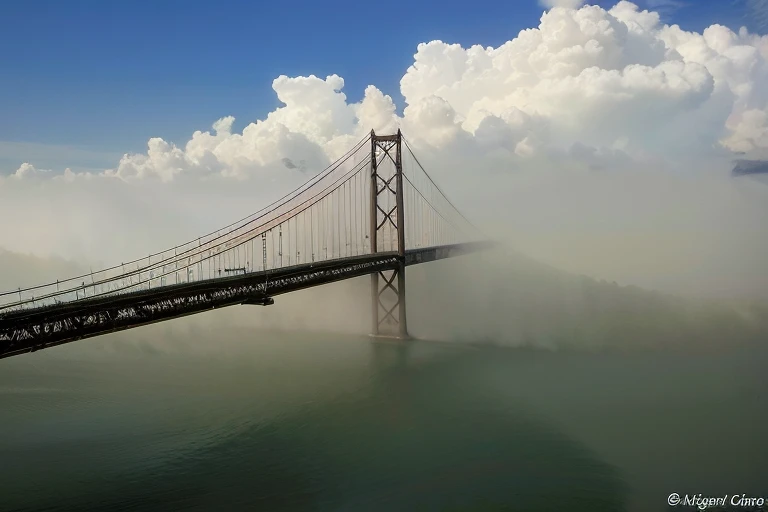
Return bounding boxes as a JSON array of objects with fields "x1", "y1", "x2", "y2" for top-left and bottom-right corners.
[
  {"x1": 1, "y1": 244, "x2": 767, "y2": 511},
  {"x1": 2, "y1": 244, "x2": 767, "y2": 351}
]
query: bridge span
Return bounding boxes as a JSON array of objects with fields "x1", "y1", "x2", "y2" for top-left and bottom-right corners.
[{"x1": 1, "y1": 131, "x2": 492, "y2": 359}]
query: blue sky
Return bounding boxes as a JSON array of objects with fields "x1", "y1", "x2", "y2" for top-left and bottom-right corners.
[{"x1": 0, "y1": 0, "x2": 759, "y2": 172}]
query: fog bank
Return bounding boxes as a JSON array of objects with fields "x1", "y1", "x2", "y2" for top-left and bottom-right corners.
[{"x1": 1, "y1": 247, "x2": 765, "y2": 358}]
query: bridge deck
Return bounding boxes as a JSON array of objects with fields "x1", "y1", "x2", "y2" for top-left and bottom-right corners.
[{"x1": 0, "y1": 242, "x2": 493, "y2": 360}]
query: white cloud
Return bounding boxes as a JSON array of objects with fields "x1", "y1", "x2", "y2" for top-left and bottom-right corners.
[
  {"x1": 12, "y1": 162, "x2": 44, "y2": 179},
  {"x1": 2, "y1": 1, "x2": 768, "y2": 300},
  {"x1": 0, "y1": 140, "x2": 120, "y2": 175}
]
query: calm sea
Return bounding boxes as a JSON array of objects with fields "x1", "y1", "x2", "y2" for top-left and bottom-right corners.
[{"x1": 0, "y1": 330, "x2": 766, "y2": 512}]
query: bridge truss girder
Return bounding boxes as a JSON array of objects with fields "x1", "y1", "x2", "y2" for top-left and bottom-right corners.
[
  {"x1": 0, "y1": 254, "x2": 399, "y2": 360},
  {"x1": 0, "y1": 243, "x2": 493, "y2": 360}
]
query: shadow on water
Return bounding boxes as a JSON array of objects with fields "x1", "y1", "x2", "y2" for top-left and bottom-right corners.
[{"x1": 5, "y1": 341, "x2": 629, "y2": 512}]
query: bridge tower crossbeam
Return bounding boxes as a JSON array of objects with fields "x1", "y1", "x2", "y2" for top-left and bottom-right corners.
[{"x1": 369, "y1": 130, "x2": 408, "y2": 339}]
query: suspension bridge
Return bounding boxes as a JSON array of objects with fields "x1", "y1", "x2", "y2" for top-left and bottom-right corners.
[{"x1": 0, "y1": 131, "x2": 493, "y2": 360}]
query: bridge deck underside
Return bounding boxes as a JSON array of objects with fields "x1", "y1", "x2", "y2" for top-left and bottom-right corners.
[{"x1": 0, "y1": 242, "x2": 492, "y2": 360}]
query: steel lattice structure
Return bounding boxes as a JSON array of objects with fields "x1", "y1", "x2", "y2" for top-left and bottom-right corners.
[{"x1": 0, "y1": 131, "x2": 493, "y2": 360}]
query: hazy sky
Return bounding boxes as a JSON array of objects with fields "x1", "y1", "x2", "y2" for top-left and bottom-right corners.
[{"x1": 1, "y1": 0, "x2": 767, "y2": 300}]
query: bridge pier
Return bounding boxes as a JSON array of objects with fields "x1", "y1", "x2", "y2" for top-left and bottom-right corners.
[
  {"x1": 370, "y1": 263, "x2": 408, "y2": 339},
  {"x1": 369, "y1": 130, "x2": 409, "y2": 340}
]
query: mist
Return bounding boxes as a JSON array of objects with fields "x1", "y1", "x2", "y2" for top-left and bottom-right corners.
[
  {"x1": 2, "y1": 236, "x2": 766, "y2": 361},
  {"x1": 416, "y1": 149, "x2": 768, "y2": 301}
]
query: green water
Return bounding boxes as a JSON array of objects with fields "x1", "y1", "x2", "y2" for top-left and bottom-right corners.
[{"x1": 0, "y1": 330, "x2": 765, "y2": 512}]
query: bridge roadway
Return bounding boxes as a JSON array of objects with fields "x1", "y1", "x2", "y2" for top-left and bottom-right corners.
[{"x1": 0, "y1": 242, "x2": 493, "y2": 360}]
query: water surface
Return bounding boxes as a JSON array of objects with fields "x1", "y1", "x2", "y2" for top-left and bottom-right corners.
[{"x1": 0, "y1": 330, "x2": 765, "y2": 511}]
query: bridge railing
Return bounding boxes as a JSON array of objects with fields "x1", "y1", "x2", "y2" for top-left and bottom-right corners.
[
  {"x1": 0, "y1": 132, "x2": 485, "y2": 315},
  {"x1": 0, "y1": 135, "x2": 372, "y2": 313}
]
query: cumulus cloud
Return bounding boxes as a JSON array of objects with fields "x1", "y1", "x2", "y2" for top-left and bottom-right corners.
[
  {"x1": 9, "y1": 2, "x2": 768, "y2": 180},
  {"x1": 10, "y1": 163, "x2": 52, "y2": 179},
  {"x1": 2, "y1": 1, "x2": 768, "y2": 300}
]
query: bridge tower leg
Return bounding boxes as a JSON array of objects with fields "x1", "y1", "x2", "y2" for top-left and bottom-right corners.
[{"x1": 370, "y1": 130, "x2": 409, "y2": 339}]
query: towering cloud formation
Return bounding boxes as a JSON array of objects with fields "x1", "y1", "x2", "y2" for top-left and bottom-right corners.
[
  {"x1": 2, "y1": 1, "x2": 768, "y2": 299},
  {"x1": 8, "y1": 1, "x2": 767, "y2": 179}
]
